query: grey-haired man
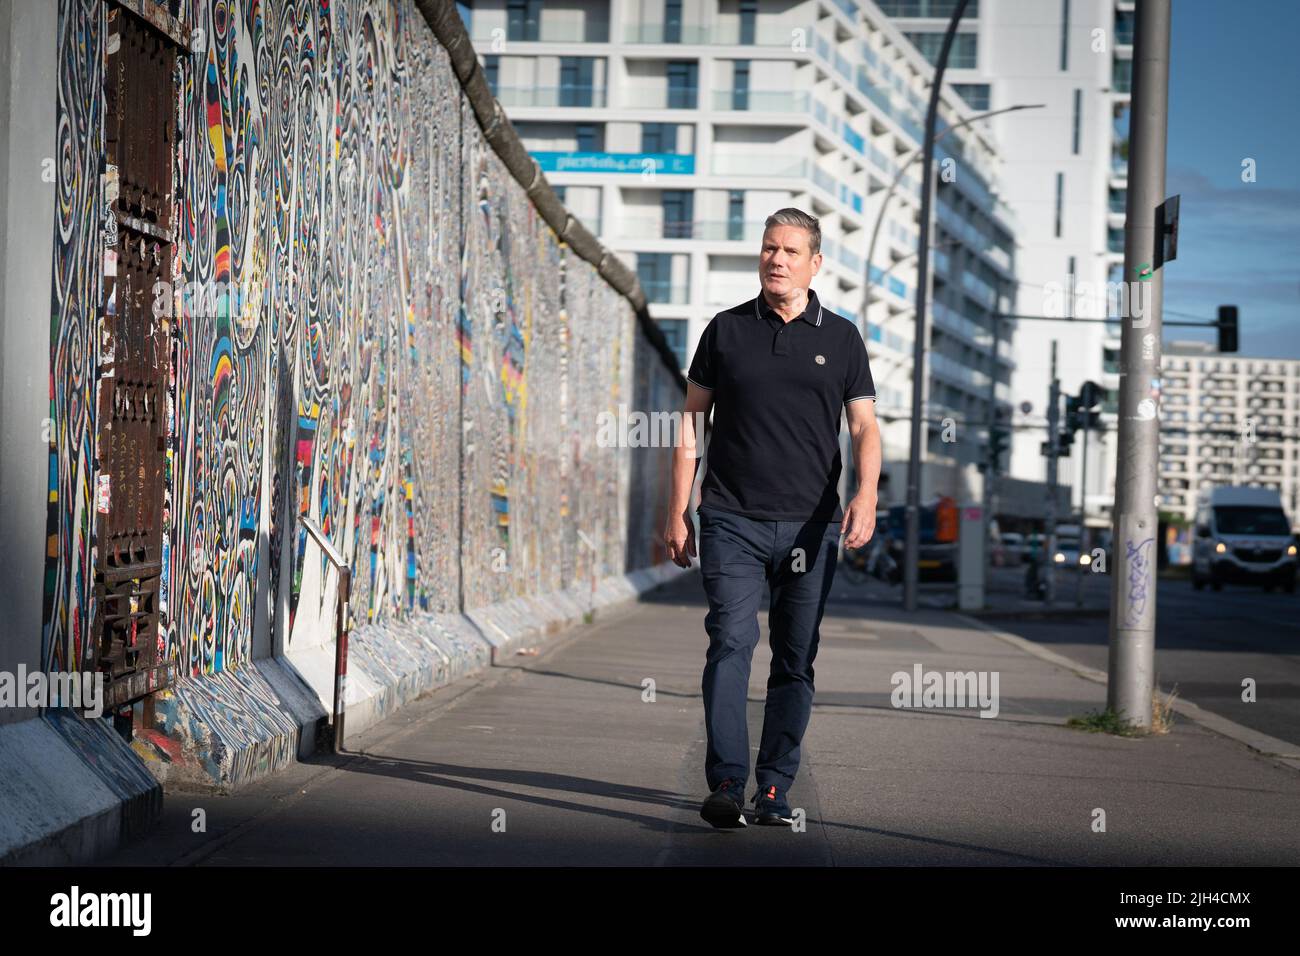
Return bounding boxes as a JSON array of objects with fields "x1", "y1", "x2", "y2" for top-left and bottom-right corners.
[{"x1": 665, "y1": 208, "x2": 882, "y2": 827}]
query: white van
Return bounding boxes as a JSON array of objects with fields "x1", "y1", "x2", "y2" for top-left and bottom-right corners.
[{"x1": 1191, "y1": 486, "x2": 1297, "y2": 592}]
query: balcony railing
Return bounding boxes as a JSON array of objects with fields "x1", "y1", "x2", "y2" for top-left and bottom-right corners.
[
  {"x1": 628, "y1": 85, "x2": 699, "y2": 109},
  {"x1": 639, "y1": 279, "x2": 690, "y2": 304},
  {"x1": 472, "y1": 23, "x2": 610, "y2": 43},
  {"x1": 494, "y1": 85, "x2": 608, "y2": 108},
  {"x1": 622, "y1": 23, "x2": 715, "y2": 44},
  {"x1": 711, "y1": 89, "x2": 811, "y2": 112}
]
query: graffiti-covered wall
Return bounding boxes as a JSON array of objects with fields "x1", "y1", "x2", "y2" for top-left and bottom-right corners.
[{"x1": 44, "y1": 0, "x2": 681, "y2": 682}]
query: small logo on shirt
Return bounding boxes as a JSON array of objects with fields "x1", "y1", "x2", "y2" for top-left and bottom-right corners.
[{"x1": 814, "y1": 354, "x2": 826, "y2": 365}]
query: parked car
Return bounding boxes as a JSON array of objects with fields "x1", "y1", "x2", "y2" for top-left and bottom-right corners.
[{"x1": 996, "y1": 531, "x2": 1025, "y2": 566}]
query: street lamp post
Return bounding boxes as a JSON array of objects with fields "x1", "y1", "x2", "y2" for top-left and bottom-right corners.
[{"x1": 901, "y1": 0, "x2": 971, "y2": 613}]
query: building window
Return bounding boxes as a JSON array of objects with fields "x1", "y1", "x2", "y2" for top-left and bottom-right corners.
[
  {"x1": 553, "y1": 185, "x2": 566, "y2": 203},
  {"x1": 878, "y1": 1, "x2": 980, "y2": 15},
  {"x1": 664, "y1": 0, "x2": 682, "y2": 43},
  {"x1": 642, "y1": 122, "x2": 678, "y2": 153},
  {"x1": 507, "y1": 0, "x2": 542, "y2": 41},
  {"x1": 483, "y1": 54, "x2": 499, "y2": 95},
  {"x1": 1071, "y1": 88, "x2": 1082, "y2": 154},
  {"x1": 667, "y1": 60, "x2": 698, "y2": 109},
  {"x1": 637, "y1": 253, "x2": 683, "y2": 304},
  {"x1": 1114, "y1": 8, "x2": 1135, "y2": 45},
  {"x1": 559, "y1": 57, "x2": 596, "y2": 107},
  {"x1": 658, "y1": 319, "x2": 688, "y2": 368},
  {"x1": 1107, "y1": 225, "x2": 1124, "y2": 253},
  {"x1": 733, "y1": 60, "x2": 750, "y2": 110},
  {"x1": 739, "y1": 0, "x2": 758, "y2": 44},
  {"x1": 903, "y1": 32, "x2": 977, "y2": 69},
  {"x1": 1112, "y1": 58, "x2": 1132, "y2": 93},
  {"x1": 1066, "y1": 255, "x2": 1076, "y2": 317},
  {"x1": 952, "y1": 83, "x2": 989, "y2": 111},
  {"x1": 728, "y1": 190, "x2": 745, "y2": 241},
  {"x1": 1059, "y1": 0, "x2": 1070, "y2": 71},
  {"x1": 1054, "y1": 172, "x2": 1064, "y2": 238},
  {"x1": 662, "y1": 190, "x2": 694, "y2": 239},
  {"x1": 575, "y1": 123, "x2": 602, "y2": 152}
]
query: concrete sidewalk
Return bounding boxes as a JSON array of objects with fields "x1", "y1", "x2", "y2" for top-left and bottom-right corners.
[{"x1": 98, "y1": 570, "x2": 1300, "y2": 866}]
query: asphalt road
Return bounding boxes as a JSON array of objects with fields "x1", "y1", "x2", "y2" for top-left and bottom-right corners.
[{"x1": 986, "y1": 576, "x2": 1300, "y2": 750}]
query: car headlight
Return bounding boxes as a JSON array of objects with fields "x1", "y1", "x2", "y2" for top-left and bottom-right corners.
[
  {"x1": 1079, "y1": 553, "x2": 1091, "y2": 565},
  {"x1": 1215, "y1": 542, "x2": 1226, "y2": 554},
  {"x1": 1289, "y1": 545, "x2": 1297, "y2": 556},
  {"x1": 1053, "y1": 552, "x2": 1065, "y2": 563}
]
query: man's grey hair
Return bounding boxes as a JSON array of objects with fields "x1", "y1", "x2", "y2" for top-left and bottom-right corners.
[{"x1": 764, "y1": 207, "x2": 821, "y2": 257}]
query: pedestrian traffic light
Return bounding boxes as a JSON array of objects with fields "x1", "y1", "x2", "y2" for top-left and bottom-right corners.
[{"x1": 1217, "y1": 305, "x2": 1238, "y2": 353}]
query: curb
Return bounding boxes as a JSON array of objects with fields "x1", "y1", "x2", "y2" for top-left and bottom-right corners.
[
  {"x1": 953, "y1": 612, "x2": 1300, "y2": 774},
  {"x1": 963, "y1": 606, "x2": 1110, "y2": 622},
  {"x1": 128, "y1": 560, "x2": 692, "y2": 793}
]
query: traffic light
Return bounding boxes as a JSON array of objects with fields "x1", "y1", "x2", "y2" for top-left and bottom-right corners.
[
  {"x1": 1063, "y1": 395, "x2": 1083, "y2": 434},
  {"x1": 989, "y1": 427, "x2": 1009, "y2": 472},
  {"x1": 1078, "y1": 381, "x2": 1104, "y2": 429},
  {"x1": 1217, "y1": 305, "x2": 1238, "y2": 353}
]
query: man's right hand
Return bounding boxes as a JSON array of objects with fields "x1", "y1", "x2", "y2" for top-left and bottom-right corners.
[{"x1": 665, "y1": 510, "x2": 697, "y2": 568}]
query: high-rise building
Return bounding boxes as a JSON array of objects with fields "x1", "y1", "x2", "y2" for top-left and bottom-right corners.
[
  {"x1": 1159, "y1": 343, "x2": 1300, "y2": 529},
  {"x1": 462, "y1": 0, "x2": 1021, "y2": 505},
  {"x1": 880, "y1": 0, "x2": 1133, "y2": 531}
]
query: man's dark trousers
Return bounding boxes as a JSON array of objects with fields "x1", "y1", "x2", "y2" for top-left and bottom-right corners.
[{"x1": 698, "y1": 504, "x2": 840, "y2": 794}]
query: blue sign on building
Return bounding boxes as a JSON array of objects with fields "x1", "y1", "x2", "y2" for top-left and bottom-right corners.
[{"x1": 531, "y1": 152, "x2": 696, "y2": 175}]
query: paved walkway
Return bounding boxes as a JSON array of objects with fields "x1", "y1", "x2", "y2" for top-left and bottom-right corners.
[{"x1": 99, "y1": 571, "x2": 1300, "y2": 866}]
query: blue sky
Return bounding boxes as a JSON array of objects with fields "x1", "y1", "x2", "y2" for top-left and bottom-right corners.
[{"x1": 1164, "y1": 0, "x2": 1300, "y2": 356}]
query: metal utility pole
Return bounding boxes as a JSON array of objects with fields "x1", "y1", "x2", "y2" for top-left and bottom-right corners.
[
  {"x1": 1108, "y1": 0, "x2": 1172, "y2": 730},
  {"x1": 904, "y1": 0, "x2": 971, "y2": 612},
  {"x1": 1076, "y1": 417, "x2": 1090, "y2": 608},
  {"x1": 1044, "y1": 344, "x2": 1060, "y2": 607},
  {"x1": 982, "y1": 313, "x2": 1000, "y2": 573}
]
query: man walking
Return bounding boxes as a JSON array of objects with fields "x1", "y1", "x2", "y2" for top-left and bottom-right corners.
[{"x1": 665, "y1": 208, "x2": 882, "y2": 828}]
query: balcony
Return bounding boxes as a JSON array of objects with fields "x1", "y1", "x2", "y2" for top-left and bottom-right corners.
[
  {"x1": 472, "y1": 22, "x2": 610, "y2": 44},
  {"x1": 628, "y1": 85, "x2": 699, "y2": 110},
  {"x1": 495, "y1": 85, "x2": 607, "y2": 109},
  {"x1": 622, "y1": 23, "x2": 715, "y2": 44},
  {"x1": 710, "y1": 154, "x2": 812, "y2": 178},
  {"x1": 639, "y1": 279, "x2": 690, "y2": 305},
  {"x1": 711, "y1": 89, "x2": 810, "y2": 113}
]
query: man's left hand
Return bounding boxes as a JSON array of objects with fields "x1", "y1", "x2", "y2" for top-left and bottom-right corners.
[{"x1": 840, "y1": 494, "x2": 877, "y2": 550}]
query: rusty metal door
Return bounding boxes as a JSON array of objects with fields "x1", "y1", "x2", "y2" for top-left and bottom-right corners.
[{"x1": 93, "y1": 0, "x2": 188, "y2": 710}]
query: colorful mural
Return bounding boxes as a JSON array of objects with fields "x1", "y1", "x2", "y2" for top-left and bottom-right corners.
[{"x1": 44, "y1": 0, "x2": 681, "y2": 682}]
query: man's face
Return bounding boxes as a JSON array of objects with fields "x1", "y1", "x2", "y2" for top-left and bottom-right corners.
[{"x1": 759, "y1": 224, "x2": 821, "y2": 299}]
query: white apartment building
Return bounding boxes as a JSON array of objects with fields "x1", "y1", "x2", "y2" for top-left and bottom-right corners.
[
  {"x1": 460, "y1": 0, "x2": 1022, "y2": 507},
  {"x1": 880, "y1": 0, "x2": 1133, "y2": 530},
  {"x1": 1160, "y1": 343, "x2": 1300, "y2": 530}
]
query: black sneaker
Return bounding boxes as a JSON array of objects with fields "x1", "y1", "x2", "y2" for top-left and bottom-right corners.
[
  {"x1": 700, "y1": 777, "x2": 748, "y2": 829},
  {"x1": 753, "y1": 783, "x2": 794, "y2": 826}
]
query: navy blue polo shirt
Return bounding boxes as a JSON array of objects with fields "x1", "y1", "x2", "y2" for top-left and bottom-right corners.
[{"x1": 687, "y1": 286, "x2": 876, "y2": 522}]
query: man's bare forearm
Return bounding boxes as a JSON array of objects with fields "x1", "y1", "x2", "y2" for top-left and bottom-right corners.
[
  {"x1": 669, "y1": 419, "x2": 703, "y2": 517},
  {"x1": 850, "y1": 419, "x2": 882, "y2": 500}
]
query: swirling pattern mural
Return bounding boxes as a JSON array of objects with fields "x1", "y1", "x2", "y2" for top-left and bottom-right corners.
[{"x1": 45, "y1": 0, "x2": 681, "y2": 684}]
